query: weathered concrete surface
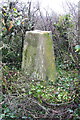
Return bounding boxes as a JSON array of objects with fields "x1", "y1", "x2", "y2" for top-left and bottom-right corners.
[{"x1": 22, "y1": 30, "x2": 56, "y2": 82}]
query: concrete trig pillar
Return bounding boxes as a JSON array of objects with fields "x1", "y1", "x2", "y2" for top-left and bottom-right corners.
[{"x1": 22, "y1": 30, "x2": 56, "y2": 82}]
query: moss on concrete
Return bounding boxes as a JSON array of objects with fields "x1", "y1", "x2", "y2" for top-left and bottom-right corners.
[
  {"x1": 22, "y1": 30, "x2": 56, "y2": 82},
  {"x1": 44, "y1": 33, "x2": 56, "y2": 82}
]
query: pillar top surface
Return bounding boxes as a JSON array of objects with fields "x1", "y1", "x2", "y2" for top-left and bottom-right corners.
[{"x1": 26, "y1": 30, "x2": 51, "y2": 34}]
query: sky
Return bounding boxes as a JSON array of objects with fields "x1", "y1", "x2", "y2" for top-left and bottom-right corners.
[
  {"x1": 0, "y1": 0, "x2": 79, "y2": 14},
  {"x1": 19, "y1": 0, "x2": 79, "y2": 14}
]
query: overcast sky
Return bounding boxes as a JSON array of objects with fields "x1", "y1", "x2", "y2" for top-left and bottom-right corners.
[
  {"x1": 19, "y1": 0, "x2": 79, "y2": 14},
  {"x1": 0, "y1": 0, "x2": 79, "y2": 14}
]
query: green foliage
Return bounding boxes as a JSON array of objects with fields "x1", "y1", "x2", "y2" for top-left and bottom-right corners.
[
  {"x1": 1, "y1": 1, "x2": 34, "y2": 69},
  {"x1": 75, "y1": 45, "x2": 80, "y2": 52},
  {"x1": 0, "y1": 102, "x2": 33, "y2": 120},
  {"x1": 53, "y1": 14, "x2": 80, "y2": 72},
  {"x1": 54, "y1": 14, "x2": 73, "y2": 50},
  {"x1": 1, "y1": 2, "x2": 80, "y2": 120},
  {"x1": 28, "y1": 64, "x2": 79, "y2": 104},
  {"x1": 2, "y1": 59, "x2": 79, "y2": 119},
  {"x1": 0, "y1": 103, "x2": 16, "y2": 119},
  {"x1": 2, "y1": 35, "x2": 22, "y2": 69}
]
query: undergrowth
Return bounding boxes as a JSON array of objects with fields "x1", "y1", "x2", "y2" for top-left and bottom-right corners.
[{"x1": 1, "y1": 61, "x2": 80, "y2": 120}]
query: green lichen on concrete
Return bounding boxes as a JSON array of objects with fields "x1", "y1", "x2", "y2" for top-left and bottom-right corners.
[
  {"x1": 44, "y1": 33, "x2": 56, "y2": 82},
  {"x1": 22, "y1": 30, "x2": 56, "y2": 82},
  {"x1": 22, "y1": 32, "x2": 40, "y2": 76},
  {"x1": 23, "y1": 45, "x2": 36, "y2": 74}
]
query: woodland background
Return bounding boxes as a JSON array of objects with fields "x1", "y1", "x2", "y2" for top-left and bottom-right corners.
[{"x1": 0, "y1": 0, "x2": 80, "y2": 119}]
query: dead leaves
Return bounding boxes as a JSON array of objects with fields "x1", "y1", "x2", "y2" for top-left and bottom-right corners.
[
  {"x1": 8, "y1": 21, "x2": 14, "y2": 31},
  {"x1": 2, "y1": 19, "x2": 14, "y2": 31}
]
